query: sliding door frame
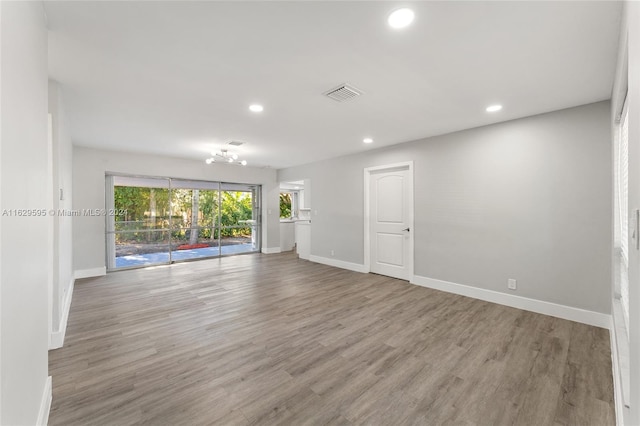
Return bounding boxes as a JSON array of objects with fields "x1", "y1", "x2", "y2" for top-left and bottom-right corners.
[{"x1": 105, "y1": 173, "x2": 262, "y2": 272}]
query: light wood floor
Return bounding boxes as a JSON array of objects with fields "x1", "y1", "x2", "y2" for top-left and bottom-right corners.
[{"x1": 49, "y1": 252, "x2": 615, "y2": 425}]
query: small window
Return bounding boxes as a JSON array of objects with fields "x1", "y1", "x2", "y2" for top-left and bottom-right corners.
[
  {"x1": 280, "y1": 192, "x2": 292, "y2": 218},
  {"x1": 280, "y1": 191, "x2": 299, "y2": 219}
]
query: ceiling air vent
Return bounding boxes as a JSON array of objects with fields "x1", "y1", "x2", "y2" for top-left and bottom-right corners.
[
  {"x1": 228, "y1": 141, "x2": 244, "y2": 147},
  {"x1": 323, "y1": 84, "x2": 363, "y2": 102}
]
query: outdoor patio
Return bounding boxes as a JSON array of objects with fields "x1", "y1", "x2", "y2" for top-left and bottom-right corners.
[{"x1": 115, "y1": 243, "x2": 256, "y2": 268}]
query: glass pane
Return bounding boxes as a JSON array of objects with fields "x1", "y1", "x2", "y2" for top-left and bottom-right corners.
[
  {"x1": 172, "y1": 228, "x2": 221, "y2": 261},
  {"x1": 171, "y1": 228, "x2": 220, "y2": 250},
  {"x1": 220, "y1": 225, "x2": 258, "y2": 255},
  {"x1": 197, "y1": 190, "x2": 219, "y2": 228},
  {"x1": 114, "y1": 230, "x2": 170, "y2": 268},
  {"x1": 114, "y1": 186, "x2": 171, "y2": 230},
  {"x1": 114, "y1": 217, "x2": 170, "y2": 232},
  {"x1": 170, "y1": 189, "x2": 219, "y2": 230},
  {"x1": 280, "y1": 192, "x2": 292, "y2": 218},
  {"x1": 112, "y1": 183, "x2": 171, "y2": 270},
  {"x1": 219, "y1": 190, "x2": 255, "y2": 227}
]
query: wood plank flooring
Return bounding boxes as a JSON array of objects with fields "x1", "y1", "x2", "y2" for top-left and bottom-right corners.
[{"x1": 49, "y1": 252, "x2": 615, "y2": 425}]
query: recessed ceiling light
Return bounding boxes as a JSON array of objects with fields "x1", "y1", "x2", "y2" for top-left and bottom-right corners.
[
  {"x1": 486, "y1": 104, "x2": 503, "y2": 112},
  {"x1": 388, "y1": 8, "x2": 415, "y2": 29},
  {"x1": 249, "y1": 104, "x2": 264, "y2": 113},
  {"x1": 363, "y1": 138, "x2": 374, "y2": 144}
]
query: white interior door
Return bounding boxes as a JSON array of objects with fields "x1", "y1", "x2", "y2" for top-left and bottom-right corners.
[{"x1": 368, "y1": 164, "x2": 413, "y2": 280}]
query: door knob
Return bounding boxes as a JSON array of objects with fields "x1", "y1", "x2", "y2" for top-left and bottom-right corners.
[{"x1": 402, "y1": 227, "x2": 410, "y2": 232}]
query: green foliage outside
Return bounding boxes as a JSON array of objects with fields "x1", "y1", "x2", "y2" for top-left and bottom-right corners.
[
  {"x1": 279, "y1": 193, "x2": 292, "y2": 218},
  {"x1": 114, "y1": 186, "x2": 255, "y2": 243}
]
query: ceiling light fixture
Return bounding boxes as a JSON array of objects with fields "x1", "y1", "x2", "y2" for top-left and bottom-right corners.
[
  {"x1": 249, "y1": 104, "x2": 264, "y2": 113},
  {"x1": 363, "y1": 138, "x2": 374, "y2": 144},
  {"x1": 388, "y1": 8, "x2": 415, "y2": 29},
  {"x1": 205, "y1": 149, "x2": 247, "y2": 166},
  {"x1": 486, "y1": 104, "x2": 503, "y2": 112}
]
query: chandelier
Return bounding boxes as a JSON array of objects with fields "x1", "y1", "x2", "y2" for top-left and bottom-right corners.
[{"x1": 205, "y1": 149, "x2": 247, "y2": 166}]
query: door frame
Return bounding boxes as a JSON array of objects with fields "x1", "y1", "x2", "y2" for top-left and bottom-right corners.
[{"x1": 363, "y1": 161, "x2": 414, "y2": 279}]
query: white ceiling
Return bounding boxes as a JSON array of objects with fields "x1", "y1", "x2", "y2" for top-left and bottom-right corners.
[{"x1": 45, "y1": 1, "x2": 622, "y2": 169}]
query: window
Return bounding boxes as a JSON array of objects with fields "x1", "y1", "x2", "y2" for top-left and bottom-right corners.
[
  {"x1": 280, "y1": 192, "x2": 292, "y2": 219},
  {"x1": 279, "y1": 191, "x2": 299, "y2": 219}
]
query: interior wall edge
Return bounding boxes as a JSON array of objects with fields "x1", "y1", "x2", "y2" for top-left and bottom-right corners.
[
  {"x1": 49, "y1": 277, "x2": 75, "y2": 350},
  {"x1": 610, "y1": 312, "x2": 627, "y2": 426},
  {"x1": 308, "y1": 254, "x2": 368, "y2": 274},
  {"x1": 262, "y1": 247, "x2": 282, "y2": 254},
  {"x1": 74, "y1": 267, "x2": 106, "y2": 280},
  {"x1": 35, "y1": 376, "x2": 51, "y2": 426}
]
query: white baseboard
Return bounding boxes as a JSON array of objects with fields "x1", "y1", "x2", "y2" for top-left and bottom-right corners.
[
  {"x1": 309, "y1": 255, "x2": 368, "y2": 273},
  {"x1": 261, "y1": 247, "x2": 282, "y2": 254},
  {"x1": 50, "y1": 277, "x2": 75, "y2": 350},
  {"x1": 74, "y1": 267, "x2": 106, "y2": 279},
  {"x1": 411, "y1": 275, "x2": 610, "y2": 329},
  {"x1": 36, "y1": 376, "x2": 52, "y2": 426}
]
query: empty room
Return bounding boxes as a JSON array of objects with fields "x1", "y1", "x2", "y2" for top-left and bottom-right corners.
[{"x1": 1, "y1": 0, "x2": 639, "y2": 425}]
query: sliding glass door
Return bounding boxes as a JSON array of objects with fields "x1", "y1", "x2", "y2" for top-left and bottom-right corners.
[
  {"x1": 169, "y1": 180, "x2": 222, "y2": 262},
  {"x1": 219, "y1": 183, "x2": 261, "y2": 255},
  {"x1": 106, "y1": 176, "x2": 171, "y2": 269},
  {"x1": 106, "y1": 175, "x2": 261, "y2": 270}
]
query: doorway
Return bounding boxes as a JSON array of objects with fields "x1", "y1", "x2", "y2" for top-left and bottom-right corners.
[{"x1": 364, "y1": 162, "x2": 414, "y2": 280}]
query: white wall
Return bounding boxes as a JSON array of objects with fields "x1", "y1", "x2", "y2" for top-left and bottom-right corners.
[
  {"x1": 73, "y1": 147, "x2": 280, "y2": 273},
  {"x1": 0, "y1": 2, "x2": 51, "y2": 424},
  {"x1": 612, "y1": 2, "x2": 640, "y2": 425},
  {"x1": 48, "y1": 81, "x2": 74, "y2": 341},
  {"x1": 279, "y1": 101, "x2": 612, "y2": 315}
]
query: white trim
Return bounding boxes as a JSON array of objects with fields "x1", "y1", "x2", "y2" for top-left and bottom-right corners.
[
  {"x1": 363, "y1": 161, "x2": 414, "y2": 278},
  {"x1": 36, "y1": 376, "x2": 52, "y2": 426},
  {"x1": 364, "y1": 165, "x2": 371, "y2": 272},
  {"x1": 611, "y1": 299, "x2": 631, "y2": 422},
  {"x1": 49, "y1": 277, "x2": 74, "y2": 350},
  {"x1": 47, "y1": 113, "x2": 54, "y2": 352},
  {"x1": 261, "y1": 247, "x2": 282, "y2": 254},
  {"x1": 411, "y1": 275, "x2": 610, "y2": 329},
  {"x1": 610, "y1": 315, "x2": 626, "y2": 426},
  {"x1": 309, "y1": 255, "x2": 368, "y2": 274},
  {"x1": 74, "y1": 267, "x2": 106, "y2": 279}
]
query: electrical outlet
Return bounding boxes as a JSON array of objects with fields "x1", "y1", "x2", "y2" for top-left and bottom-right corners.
[
  {"x1": 330, "y1": 250, "x2": 335, "y2": 256},
  {"x1": 508, "y1": 279, "x2": 517, "y2": 290}
]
